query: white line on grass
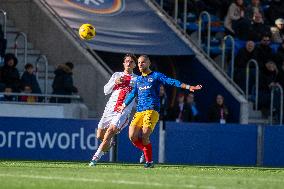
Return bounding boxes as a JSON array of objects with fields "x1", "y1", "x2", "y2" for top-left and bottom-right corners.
[
  {"x1": 0, "y1": 173, "x2": 215, "y2": 189},
  {"x1": 167, "y1": 174, "x2": 284, "y2": 183}
]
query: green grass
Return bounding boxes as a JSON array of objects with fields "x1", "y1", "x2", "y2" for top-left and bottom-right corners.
[{"x1": 0, "y1": 161, "x2": 284, "y2": 189}]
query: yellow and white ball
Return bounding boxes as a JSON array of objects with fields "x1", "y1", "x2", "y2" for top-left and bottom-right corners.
[{"x1": 78, "y1": 23, "x2": 96, "y2": 40}]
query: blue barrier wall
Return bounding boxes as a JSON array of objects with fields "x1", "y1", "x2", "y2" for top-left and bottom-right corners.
[
  {"x1": 0, "y1": 117, "x2": 103, "y2": 161},
  {"x1": 263, "y1": 126, "x2": 284, "y2": 167},
  {"x1": 165, "y1": 122, "x2": 258, "y2": 166},
  {"x1": 1, "y1": 117, "x2": 284, "y2": 167}
]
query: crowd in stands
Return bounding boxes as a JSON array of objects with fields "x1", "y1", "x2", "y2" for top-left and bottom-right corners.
[
  {"x1": 160, "y1": 86, "x2": 229, "y2": 123},
  {"x1": 161, "y1": 0, "x2": 284, "y2": 120},
  {"x1": 1, "y1": 1, "x2": 283, "y2": 122},
  {"x1": 0, "y1": 50, "x2": 78, "y2": 103},
  {"x1": 0, "y1": 23, "x2": 78, "y2": 103}
]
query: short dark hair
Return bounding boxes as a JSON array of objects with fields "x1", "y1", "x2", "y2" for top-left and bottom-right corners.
[
  {"x1": 65, "y1": 62, "x2": 74, "y2": 70},
  {"x1": 139, "y1": 55, "x2": 151, "y2": 63},
  {"x1": 24, "y1": 63, "x2": 33, "y2": 70},
  {"x1": 124, "y1": 54, "x2": 137, "y2": 63}
]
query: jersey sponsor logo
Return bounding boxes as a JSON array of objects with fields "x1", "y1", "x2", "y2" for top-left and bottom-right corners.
[
  {"x1": 64, "y1": 0, "x2": 124, "y2": 14},
  {"x1": 139, "y1": 85, "x2": 152, "y2": 90},
  {"x1": 148, "y1": 78, "x2": 153, "y2": 82}
]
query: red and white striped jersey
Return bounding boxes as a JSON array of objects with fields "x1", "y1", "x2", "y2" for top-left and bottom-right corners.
[{"x1": 103, "y1": 72, "x2": 137, "y2": 113}]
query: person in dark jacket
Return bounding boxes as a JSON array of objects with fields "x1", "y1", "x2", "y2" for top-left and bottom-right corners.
[
  {"x1": 21, "y1": 63, "x2": 42, "y2": 94},
  {"x1": 266, "y1": 0, "x2": 284, "y2": 25},
  {"x1": 185, "y1": 93, "x2": 199, "y2": 122},
  {"x1": 255, "y1": 34, "x2": 274, "y2": 70},
  {"x1": 234, "y1": 40, "x2": 258, "y2": 91},
  {"x1": 159, "y1": 84, "x2": 168, "y2": 121},
  {"x1": 274, "y1": 41, "x2": 284, "y2": 68},
  {"x1": 0, "y1": 53, "x2": 20, "y2": 92},
  {"x1": 0, "y1": 25, "x2": 7, "y2": 60},
  {"x1": 258, "y1": 61, "x2": 279, "y2": 115},
  {"x1": 169, "y1": 92, "x2": 192, "y2": 123},
  {"x1": 208, "y1": 94, "x2": 229, "y2": 124},
  {"x1": 50, "y1": 62, "x2": 78, "y2": 103}
]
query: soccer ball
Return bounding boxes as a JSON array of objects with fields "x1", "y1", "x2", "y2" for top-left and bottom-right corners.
[{"x1": 78, "y1": 23, "x2": 96, "y2": 40}]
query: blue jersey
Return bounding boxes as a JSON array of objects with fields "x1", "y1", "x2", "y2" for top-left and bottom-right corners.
[{"x1": 124, "y1": 71, "x2": 185, "y2": 112}]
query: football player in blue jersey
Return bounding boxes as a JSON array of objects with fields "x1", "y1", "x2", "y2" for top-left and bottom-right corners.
[{"x1": 119, "y1": 55, "x2": 202, "y2": 168}]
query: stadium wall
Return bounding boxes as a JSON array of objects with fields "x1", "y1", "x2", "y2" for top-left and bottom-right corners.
[
  {"x1": 0, "y1": 0, "x2": 111, "y2": 117},
  {"x1": 0, "y1": 117, "x2": 284, "y2": 167}
]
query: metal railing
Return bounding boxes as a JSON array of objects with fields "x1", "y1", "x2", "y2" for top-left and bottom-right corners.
[
  {"x1": 0, "y1": 9, "x2": 7, "y2": 39},
  {"x1": 245, "y1": 59, "x2": 259, "y2": 110},
  {"x1": 0, "y1": 92, "x2": 81, "y2": 104},
  {"x1": 198, "y1": 11, "x2": 211, "y2": 56},
  {"x1": 35, "y1": 55, "x2": 49, "y2": 95},
  {"x1": 270, "y1": 84, "x2": 283, "y2": 125},
  {"x1": 182, "y1": 0, "x2": 187, "y2": 32},
  {"x1": 148, "y1": 0, "x2": 245, "y2": 96},
  {"x1": 159, "y1": 0, "x2": 164, "y2": 9},
  {"x1": 174, "y1": 0, "x2": 179, "y2": 22},
  {"x1": 14, "y1": 32, "x2": 28, "y2": 65},
  {"x1": 221, "y1": 35, "x2": 235, "y2": 79}
]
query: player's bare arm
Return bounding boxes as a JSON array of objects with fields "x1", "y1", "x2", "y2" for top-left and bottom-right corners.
[{"x1": 181, "y1": 84, "x2": 203, "y2": 92}]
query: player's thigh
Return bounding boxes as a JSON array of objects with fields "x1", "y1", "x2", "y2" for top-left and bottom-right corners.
[
  {"x1": 130, "y1": 112, "x2": 144, "y2": 128},
  {"x1": 129, "y1": 113, "x2": 143, "y2": 141},
  {"x1": 111, "y1": 111, "x2": 130, "y2": 132},
  {"x1": 142, "y1": 110, "x2": 159, "y2": 131},
  {"x1": 129, "y1": 124, "x2": 142, "y2": 141}
]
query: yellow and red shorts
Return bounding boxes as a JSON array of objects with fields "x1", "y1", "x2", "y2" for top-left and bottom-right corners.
[{"x1": 130, "y1": 110, "x2": 159, "y2": 130}]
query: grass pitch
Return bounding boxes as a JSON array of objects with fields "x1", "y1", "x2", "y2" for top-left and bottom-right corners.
[{"x1": 0, "y1": 161, "x2": 284, "y2": 189}]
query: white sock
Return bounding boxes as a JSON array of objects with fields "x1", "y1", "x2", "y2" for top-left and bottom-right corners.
[{"x1": 92, "y1": 148, "x2": 105, "y2": 161}]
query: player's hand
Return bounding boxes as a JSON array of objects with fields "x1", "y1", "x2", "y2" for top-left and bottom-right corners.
[
  {"x1": 115, "y1": 76, "x2": 124, "y2": 84},
  {"x1": 189, "y1": 85, "x2": 202, "y2": 92},
  {"x1": 117, "y1": 104, "x2": 126, "y2": 112}
]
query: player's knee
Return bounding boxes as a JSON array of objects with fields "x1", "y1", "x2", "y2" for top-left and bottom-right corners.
[
  {"x1": 96, "y1": 135, "x2": 103, "y2": 141},
  {"x1": 106, "y1": 127, "x2": 116, "y2": 136},
  {"x1": 141, "y1": 135, "x2": 150, "y2": 145},
  {"x1": 96, "y1": 133, "x2": 100, "y2": 139},
  {"x1": 129, "y1": 135, "x2": 138, "y2": 142}
]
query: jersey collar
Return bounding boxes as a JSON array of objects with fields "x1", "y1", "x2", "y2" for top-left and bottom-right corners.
[{"x1": 142, "y1": 70, "x2": 152, "y2": 76}]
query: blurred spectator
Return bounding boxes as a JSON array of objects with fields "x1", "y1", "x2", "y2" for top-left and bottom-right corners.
[
  {"x1": 21, "y1": 63, "x2": 42, "y2": 94},
  {"x1": 0, "y1": 53, "x2": 20, "y2": 92},
  {"x1": 266, "y1": 0, "x2": 284, "y2": 25},
  {"x1": 20, "y1": 84, "x2": 37, "y2": 103},
  {"x1": 159, "y1": 84, "x2": 168, "y2": 121},
  {"x1": 245, "y1": 0, "x2": 265, "y2": 23},
  {"x1": 208, "y1": 94, "x2": 229, "y2": 124},
  {"x1": 50, "y1": 62, "x2": 78, "y2": 103},
  {"x1": 245, "y1": 12, "x2": 270, "y2": 41},
  {"x1": 0, "y1": 25, "x2": 7, "y2": 63},
  {"x1": 274, "y1": 40, "x2": 284, "y2": 67},
  {"x1": 224, "y1": 0, "x2": 247, "y2": 35},
  {"x1": 258, "y1": 61, "x2": 279, "y2": 115},
  {"x1": 239, "y1": 12, "x2": 267, "y2": 40},
  {"x1": 270, "y1": 18, "x2": 284, "y2": 43},
  {"x1": 169, "y1": 92, "x2": 191, "y2": 123},
  {"x1": 0, "y1": 86, "x2": 16, "y2": 101},
  {"x1": 185, "y1": 93, "x2": 199, "y2": 122},
  {"x1": 276, "y1": 61, "x2": 284, "y2": 88},
  {"x1": 255, "y1": 34, "x2": 274, "y2": 70},
  {"x1": 234, "y1": 41, "x2": 258, "y2": 90},
  {"x1": 203, "y1": 0, "x2": 231, "y2": 20}
]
